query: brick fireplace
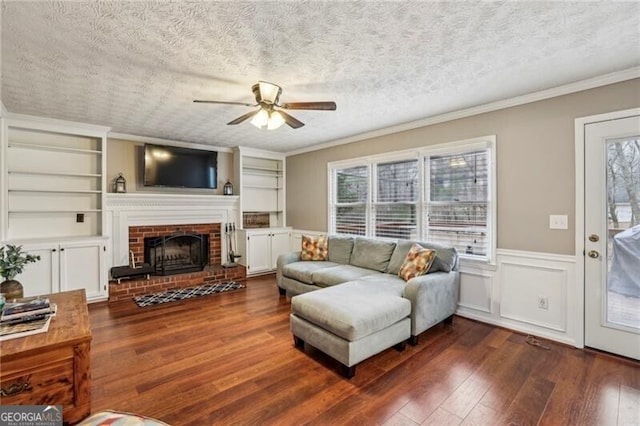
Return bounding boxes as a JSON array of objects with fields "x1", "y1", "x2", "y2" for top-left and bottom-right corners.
[
  {"x1": 129, "y1": 223, "x2": 222, "y2": 270},
  {"x1": 106, "y1": 193, "x2": 245, "y2": 302}
]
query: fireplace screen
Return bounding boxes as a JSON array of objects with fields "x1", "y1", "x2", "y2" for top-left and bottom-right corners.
[{"x1": 144, "y1": 232, "x2": 209, "y2": 276}]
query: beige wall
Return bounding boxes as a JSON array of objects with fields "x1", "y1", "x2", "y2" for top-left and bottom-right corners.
[
  {"x1": 106, "y1": 138, "x2": 233, "y2": 195},
  {"x1": 286, "y1": 79, "x2": 640, "y2": 255}
]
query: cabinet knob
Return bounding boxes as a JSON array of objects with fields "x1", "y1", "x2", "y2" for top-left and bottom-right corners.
[
  {"x1": 52, "y1": 248, "x2": 56, "y2": 252},
  {"x1": 60, "y1": 248, "x2": 65, "y2": 252}
]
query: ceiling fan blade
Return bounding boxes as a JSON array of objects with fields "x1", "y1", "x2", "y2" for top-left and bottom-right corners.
[
  {"x1": 194, "y1": 100, "x2": 256, "y2": 107},
  {"x1": 280, "y1": 101, "x2": 337, "y2": 111},
  {"x1": 227, "y1": 110, "x2": 259, "y2": 125},
  {"x1": 278, "y1": 110, "x2": 305, "y2": 129}
]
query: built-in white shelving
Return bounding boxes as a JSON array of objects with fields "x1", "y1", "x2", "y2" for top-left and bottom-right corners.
[
  {"x1": 2, "y1": 116, "x2": 109, "y2": 241},
  {"x1": 232, "y1": 147, "x2": 290, "y2": 275},
  {"x1": 1, "y1": 114, "x2": 111, "y2": 301},
  {"x1": 233, "y1": 147, "x2": 286, "y2": 229}
]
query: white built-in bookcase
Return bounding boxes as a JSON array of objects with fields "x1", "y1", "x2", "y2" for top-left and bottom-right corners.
[
  {"x1": 232, "y1": 146, "x2": 291, "y2": 275},
  {"x1": 1, "y1": 114, "x2": 110, "y2": 300},
  {"x1": 233, "y1": 146, "x2": 286, "y2": 228}
]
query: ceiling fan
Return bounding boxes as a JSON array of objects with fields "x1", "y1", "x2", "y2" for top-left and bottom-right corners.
[{"x1": 194, "y1": 81, "x2": 336, "y2": 130}]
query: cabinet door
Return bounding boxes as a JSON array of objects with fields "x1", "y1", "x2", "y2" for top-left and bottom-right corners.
[
  {"x1": 246, "y1": 231, "x2": 272, "y2": 274},
  {"x1": 13, "y1": 243, "x2": 60, "y2": 297},
  {"x1": 59, "y1": 240, "x2": 106, "y2": 301},
  {"x1": 270, "y1": 230, "x2": 292, "y2": 269}
]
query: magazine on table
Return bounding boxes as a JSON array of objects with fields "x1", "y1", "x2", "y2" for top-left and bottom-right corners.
[
  {"x1": 1, "y1": 296, "x2": 50, "y2": 317},
  {"x1": 0, "y1": 314, "x2": 53, "y2": 341},
  {"x1": 1, "y1": 303, "x2": 57, "y2": 323}
]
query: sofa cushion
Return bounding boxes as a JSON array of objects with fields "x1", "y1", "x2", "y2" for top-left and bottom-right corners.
[
  {"x1": 356, "y1": 274, "x2": 407, "y2": 296},
  {"x1": 312, "y1": 265, "x2": 380, "y2": 287},
  {"x1": 291, "y1": 281, "x2": 411, "y2": 341},
  {"x1": 398, "y1": 244, "x2": 437, "y2": 281},
  {"x1": 282, "y1": 261, "x2": 340, "y2": 284},
  {"x1": 300, "y1": 235, "x2": 328, "y2": 261},
  {"x1": 327, "y1": 235, "x2": 355, "y2": 264},
  {"x1": 349, "y1": 237, "x2": 396, "y2": 272},
  {"x1": 388, "y1": 240, "x2": 458, "y2": 274}
]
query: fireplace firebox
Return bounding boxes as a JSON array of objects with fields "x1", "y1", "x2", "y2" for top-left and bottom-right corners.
[{"x1": 144, "y1": 232, "x2": 209, "y2": 276}]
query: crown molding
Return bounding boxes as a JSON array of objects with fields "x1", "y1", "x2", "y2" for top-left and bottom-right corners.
[
  {"x1": 4, "y1": 112, "x2": 111, "y2": 135},
  {"x1": 286, "y1": 67, "x2": 640, "y2": 156},
  {"x1": 108, "y1": 132, "x2": 233, "y2": 153}
]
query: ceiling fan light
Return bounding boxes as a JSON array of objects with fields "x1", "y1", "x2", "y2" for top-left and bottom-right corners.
[
  {"x1": 267, "y1": 111, "x2": 285, "y2": 130},
  {"x1": 250, "y1": 108, "x2": 269, "y2": 128},
  {"x1": 258, "y1": 81, "x2": 282, "y2": 104}
]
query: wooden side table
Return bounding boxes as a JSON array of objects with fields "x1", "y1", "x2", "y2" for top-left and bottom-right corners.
[{"x1": 0, "y1": 289, "x2": 92, "y2": 424}]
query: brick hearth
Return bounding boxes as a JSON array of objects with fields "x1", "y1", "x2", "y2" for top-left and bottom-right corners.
[
  {"x1": 109, "y1": 265, "x2": 246, "y2": 302},
  {"x1": 109, "y1": 222, "x2": 247, "y2": 302}
]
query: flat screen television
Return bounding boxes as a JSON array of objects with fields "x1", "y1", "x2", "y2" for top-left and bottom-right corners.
[{"x1": 144, "y1": 144, "x2": 217, "y2": 189}]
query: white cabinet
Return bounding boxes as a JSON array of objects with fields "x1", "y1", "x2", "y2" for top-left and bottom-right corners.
[
  {"x1": 237, "y1": 228, "x2": 291, "y2": 275},
  {"x1": 1, "y1": 115, "x2": 110, "y2": 301},
  {"x1": 13, "y1": 238, "x2": 108, "y2": 301}
]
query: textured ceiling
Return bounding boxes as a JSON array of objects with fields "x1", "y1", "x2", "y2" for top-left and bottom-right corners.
[{"x1": 2, "y1": 1, "x2": 639, "y2": 153}]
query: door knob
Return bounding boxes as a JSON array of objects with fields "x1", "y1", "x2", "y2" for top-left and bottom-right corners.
[
  {"x1": 588, "y1": 234, "x2": 599, "y2": 242},
  {"x1": 588, "y1": 250, "x2": 600, "y2": 259}
]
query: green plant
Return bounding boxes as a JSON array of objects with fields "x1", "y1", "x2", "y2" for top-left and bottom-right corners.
[{"x1": 0, "y1": 245, "x2": 41, "y2": 281}]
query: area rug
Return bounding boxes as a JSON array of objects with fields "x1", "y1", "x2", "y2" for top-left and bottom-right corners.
[{"x1": 133, "y1": 281, "x2": 245, "y2": 307}]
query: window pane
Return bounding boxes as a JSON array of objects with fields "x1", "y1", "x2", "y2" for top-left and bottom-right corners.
[
  {"x1": 336, "y1": 205, "x2": 367, "y2": 236},
  {"x1": 430, "y1": 151, "x2": 488, "y2": 202},
  {"x1": 377, "y1": 159, "x2": 418, "y2": 202},
  {"x1": 375, "y1": 203, "x2": 417, "y2": 240},
  {"x1": 336, "y1": 166, "x2": 368, "y2": 203},
  {"x1": 428, "y1": 202, "x2": 488, "y2": 256}
]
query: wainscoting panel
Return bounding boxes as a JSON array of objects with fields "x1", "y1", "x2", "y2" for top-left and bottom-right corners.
[
  {"x1": 456, "y1": 249, "x2": 577, "y2": 346},
  {"x1": 499, "y1": 260, "x2": 567, "y2": 332},
  {"x1": 458, "y1": 268, "x2": 493, "y2": 313}
]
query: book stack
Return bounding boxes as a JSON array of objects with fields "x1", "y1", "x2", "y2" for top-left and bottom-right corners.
[{"x1": 0, "y1": 296, "x2": 57, "y2": 341}]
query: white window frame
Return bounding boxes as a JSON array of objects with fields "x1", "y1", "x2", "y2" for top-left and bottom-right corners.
[{"x1": 328, "y1": 135, "x2": 496, "y2": 264}]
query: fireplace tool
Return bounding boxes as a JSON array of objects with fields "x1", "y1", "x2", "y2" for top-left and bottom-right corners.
[{"x1": 223, "y1": 222, "x2": 242, "y2": 268}]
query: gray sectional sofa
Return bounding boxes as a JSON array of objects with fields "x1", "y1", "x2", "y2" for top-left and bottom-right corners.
[{"x1": 277, "y1": 235, "x2": 460, "y2": 377}]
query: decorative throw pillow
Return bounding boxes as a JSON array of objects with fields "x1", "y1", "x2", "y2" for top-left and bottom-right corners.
[
  {"x1": 300, "y1": 235, "x2": 328, "y2": 261},
  {"x1": 398, "y1": 244, "x2": 437, "y2": 281}
]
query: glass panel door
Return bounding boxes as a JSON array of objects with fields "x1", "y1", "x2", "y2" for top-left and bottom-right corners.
[
  {"x1": 584, "y1": 114, "x2": 640, "y2": 360},
  {"x1": 605, "y1": 138, "x2": 640, "y2": 330}
]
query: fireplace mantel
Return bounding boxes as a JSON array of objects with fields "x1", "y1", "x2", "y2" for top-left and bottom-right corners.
[{"x1": 106, "y1": 193, "x2": 239, "y2": 268}]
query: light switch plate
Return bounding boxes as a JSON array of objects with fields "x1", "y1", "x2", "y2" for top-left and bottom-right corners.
[{"x1": 549, "y1": 214, "x2": 568, "y2": 230}]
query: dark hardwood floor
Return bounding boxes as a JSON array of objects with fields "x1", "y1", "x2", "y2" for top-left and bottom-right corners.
[{"x1": 89, "y1": 276, "x2": 639, "y2": 425}]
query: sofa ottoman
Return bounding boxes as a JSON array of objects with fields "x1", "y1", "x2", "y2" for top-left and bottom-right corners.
[{"x1": 290, "y1": 281, "x2": 411, "y2": 378}]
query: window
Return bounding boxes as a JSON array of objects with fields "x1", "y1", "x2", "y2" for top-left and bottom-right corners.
[
  {"x1": 329, "y1": 136, "x2": 495, "y2": 262},
  {"x1": 375, "y1": 159, "x2": 419, "y2": 240},
  {"x1": 333, "y1": 165, "x2": 368, "y2": 236},
  {"x1": 426, "y1": 150, "x2": 489, "y2": 256}
]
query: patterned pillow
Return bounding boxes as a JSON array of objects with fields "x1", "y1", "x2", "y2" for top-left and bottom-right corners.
[
  {"x1": 398, "y1": 244, "x2": 437, "y2": 281},
  {"x1": 300, "y1": 235, "x2": 328, "y2": 261}
]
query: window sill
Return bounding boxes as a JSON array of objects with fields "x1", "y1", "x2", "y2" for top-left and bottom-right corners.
[{"x1": 459, "y1": 255, "x2": 497, "y2": 271}]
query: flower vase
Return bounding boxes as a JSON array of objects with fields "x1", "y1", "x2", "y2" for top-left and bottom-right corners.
[{"x1": 0, "y1": 279, "x2": 24, "y2": 301}]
